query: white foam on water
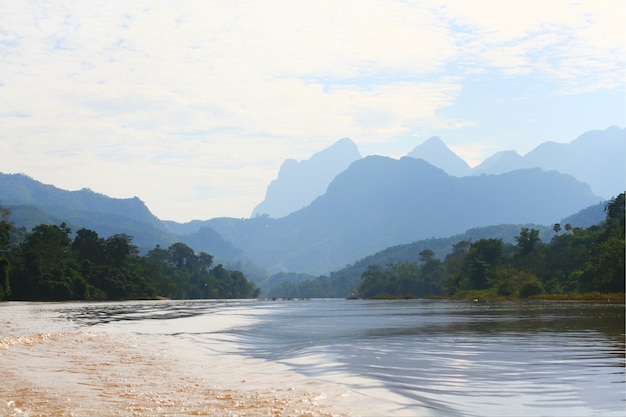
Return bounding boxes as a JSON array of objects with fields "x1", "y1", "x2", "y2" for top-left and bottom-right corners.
[{"x1": 0, "y1": 302, "x2": 410, "y2": 417}]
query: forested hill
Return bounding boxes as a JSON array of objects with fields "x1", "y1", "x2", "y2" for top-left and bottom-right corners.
[
  {"x1": 0, "y1": 173, "x2": 178, "y2": 252},
  {"x1": 0, "y1": 155, "x2": 609, "y2": 278},
  {"x1": 0, "y1": 173, "x2": 161, "y2": 226},
  {"x1": 0, "y1": 215, "x2": 260, "y2": 301},
  {"x1": 266, "y1": 194, "x2": 625, "y2": 299}
]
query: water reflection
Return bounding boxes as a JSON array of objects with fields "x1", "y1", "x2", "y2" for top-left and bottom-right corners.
[
  {"x1": 53, "y1": 299, "x2": 625, "y2": 417},
  {"x1": 234, "y1": 300, "x2": 625, "y2": 417}
]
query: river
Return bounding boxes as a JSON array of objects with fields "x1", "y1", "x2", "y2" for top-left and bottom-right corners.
[{"x1": 1, "y1": 299, "x2": 624, "y2": 416}]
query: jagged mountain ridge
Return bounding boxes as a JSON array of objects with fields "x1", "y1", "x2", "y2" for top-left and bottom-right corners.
[
  {"x1": 406, "y1": 136, "x2": 472, "y2": 176},
  {"x1": 0, "y1": 173, "x2": 177, "y2": 252},
  {"x1": 0, "y1": 126, "x2": 616, "y2": 277},
  {"x1": 0, "y1": 174, "x2": 246, "y2": 265},
  {"x1": 471, "y1": 126, "x2": 624, "y2": 198},
  {"x1": 0, "y1": 173, "x2": 162, "y2": 227},
  {"x1": 206, "y1": 156, "x2": 601, "y2": 274},
  {"x1": 251, "y1": 137, "x2": 361, "y2": 218},
  {"x1": 252, "y1": 127, "x2": 623, "y2": 221}
]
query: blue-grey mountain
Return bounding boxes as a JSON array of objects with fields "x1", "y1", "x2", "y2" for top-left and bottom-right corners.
[
  {"x1": 251, "y1": 137, "x2": 361, "y2": 218},
  {"x1": 0, "y1": 173, "x2": 176, "y2": 251},
  {"x1": 205, "y1": 156, "x2": 601, "y2": 274},
  {"x1": 406, "y1": 136, "x2": 472, "y2": 176},
  {"x1": 1, "y1": 125, "x2": 615, "y2": 278},
  {"x1": 472, "y1": 126, "x2": 624, "y2": 198},
  {"x1": 261, "y1": 127, "x2": 622, "y2": 220}
]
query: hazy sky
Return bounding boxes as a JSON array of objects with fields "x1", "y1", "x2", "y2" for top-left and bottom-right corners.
[{"x1": 1, "y1": 1, "x2": 624, "y2": 222}]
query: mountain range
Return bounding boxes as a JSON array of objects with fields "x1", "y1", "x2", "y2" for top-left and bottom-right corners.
[
  {"x1": 0, "y1": 126, "x2": 619, "y2": 280},
  {"x1": 252, "y1": 137, "x2": 361, "y2": 218},
  {"x1": 471, "y1": 126, "x2": 624, "y2": 199},
  {"x1": 255, "y1": 126, "x2": 623, "y2": 219},
  {"x1": 406, "y1": 136, "x2": 472, "y2": 177},
  {"x1": 199, "y1": 157, "x2": 600, "y2": 274}
]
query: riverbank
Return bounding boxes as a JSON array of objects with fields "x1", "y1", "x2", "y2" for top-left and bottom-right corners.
[
  {"x1": 360, "y1": 292, "x2": 625, "y2": 303},
  {"x1": 451, "y1": 290, "x2": 625, "y2": 303}
]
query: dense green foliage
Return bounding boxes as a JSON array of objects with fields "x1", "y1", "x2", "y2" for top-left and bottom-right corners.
[
  {"x1": 0, "y1": 217, "x2": 259, "y2": 301},
  {"x1": 265, "y1": 224, "x2": 555, "y2": 298},
  {"x1": 0, "y1": 205, "x2": 11, "y2": 299},
  {"x1": 357, "y1": 193, "x2": 625, "y2": 299},
  {"x1": 267, "y1": 194, "x2": 624, "y2": 299}
]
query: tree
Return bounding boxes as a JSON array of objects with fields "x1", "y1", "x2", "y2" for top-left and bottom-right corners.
[
  {"x1": 72, "y1": 228, "x2": 105, "y2": 264},
  {"x1": 443, "y1": 240, "x2": 470, "y2": 295},
  {"x1": 581, "y1": 236, "x2": 625, "y2": 293},
  {"x1": 419, "y1": 249, "x2": 435, "y2": 263},
  {"x1": 580, "y1": 193, "x2": 625, "y2": 293},
  {"x1": 0, "y1": 205, "x2": 12, "y2": 250},
  {"x1": 104, "y1": 234, "x2": 138, "y2": 267},
  {"x1": 515, "y1": 228, "x2": 541, "y2": 257},
  {"x1": 462, "y1": 239, "x2": 503, "y2": 290},
  {"x1": 0, "y1": 205, "x2": 12, "y2": 299},
  {"x1": 553, "y1": 223, "x2": 561, "y2": 235},
  {"x1": 13, "y1": 223, "x2": 88, "y2": 300},
  {"x1": 604, "y1": 193, "x2": 625, "y2": 225},
  {"x1": 359, "y1": 264, "x2": 392, "y2": 298},
  {"x1": 0, "y1": 257, "x2": 9, "y2": 300},
  {"x1": 391, "y1": 262, "x2": 421, "y2": 297},
  {"x1": 167, "y1": 242, "x2": 197, "y2": 270},
  {"x1": 418, "y1": 249, "x2": 445, "y2": 295}
]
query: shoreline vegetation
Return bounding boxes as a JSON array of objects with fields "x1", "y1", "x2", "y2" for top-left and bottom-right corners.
[
  {"x1": 350, "y1": 193, "x2": 625, "y2": 302},
  {"x1": 356, "y1": 292, "x2": 625, "y2": 303},
  {"x1": 0, "y1": 193, "x2": 623, "y2": 304},
  {"x1": 0, "y1": 210, "x2": 260, "y2": 301}
]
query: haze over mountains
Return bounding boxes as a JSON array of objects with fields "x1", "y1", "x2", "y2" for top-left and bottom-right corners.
[
  {"x1": 255, "y1": 126, "x2": 624, "y2": 219},
  {"x1": 471, "y1": 126, "x2": 624, "y2": 199},
  {"x1": 203, "y1": 157, "x2": 600, "y2": 274},
  {"x1": 406, "y1": 136, "x2": 472, "y2": 177},
  {"x1": 0, "y1": 126, "x2": 621, "y2": 279},
  {"x1": 252, "y1": 137, "x2": 361, "y2": 218}
]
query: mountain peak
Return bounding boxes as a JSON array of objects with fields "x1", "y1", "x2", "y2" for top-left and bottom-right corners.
[
  {"x1": 473, "y1": 126, "x2": 624, "y2": 198},
  {"x1": 252, "y1": 138, "x2": 362, "y2": 218},
  {"x1": 406, "y1": 136, "x2": 471, "y2": 177}
]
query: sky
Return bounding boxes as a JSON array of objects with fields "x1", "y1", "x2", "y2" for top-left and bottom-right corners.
[{"x1": 0, "y1": 0, "x2": 624, "y2": 222}]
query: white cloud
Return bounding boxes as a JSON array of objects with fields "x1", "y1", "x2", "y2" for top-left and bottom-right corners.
[
  {"x1": 445, "y1": 0, "x2": 626, "y2": 89},
  {"x1": 0, "y1": 0, "x2": 623, "y2": 221}
]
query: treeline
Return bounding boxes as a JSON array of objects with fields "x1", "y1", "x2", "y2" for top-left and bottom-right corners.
[
  {"x1": 0, "y1": 213, "x2": 259, "y2": 301},
  {"x1": 267, "y1": 193, "x2": 624, "y2": 299},
  {"x1": 358, "y1": 193, "x2": 625, "y2": 299}
]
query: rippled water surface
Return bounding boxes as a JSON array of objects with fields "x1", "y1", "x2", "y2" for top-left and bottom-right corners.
[{"x1": 1, "y1": 299, "x2": 624, "y2": 416}]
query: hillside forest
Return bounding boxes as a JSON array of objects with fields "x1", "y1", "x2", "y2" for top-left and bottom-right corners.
[
  {"x1": 0, "y1": 193, "x2": 623, "y2": 302},
  {"x1": 269, "y1": 193, "x2": 625, "y2": 300},
  {"x1": 0, "y1": 209, "x2": 260, "y2": 301}
]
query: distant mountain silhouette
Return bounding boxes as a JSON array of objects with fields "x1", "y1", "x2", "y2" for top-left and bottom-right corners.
[
  {"x1": 0, "y1": 173, "x2": 176, "y2": 252},
  {"x1": 1, "y1": 126, "x2": 617, "y2": 277},
  {"x1": 206, "y1": 156, "x2": 601, "y2": 274},
  {"x1": 251, "y1": 137, "x2": 361, "y2": 218},
  {"x1": 0, "y1": 173, "x2": 162, "y2": 227},
  {"x1": 0, "y1": 172, "x2": 268, "y2": 280},
  {"x1": 472, "y1": 150, "x2": 524, "y2": 175},
  {"x1": 406, "y1": 136, "x2": 472, "y2": 176},
  {"x1": 559, "y1": 201, "x2": 607, "y2": 229},
  {"x1": 473, "y1": 126, "x2": 625, "y2": 198}
]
